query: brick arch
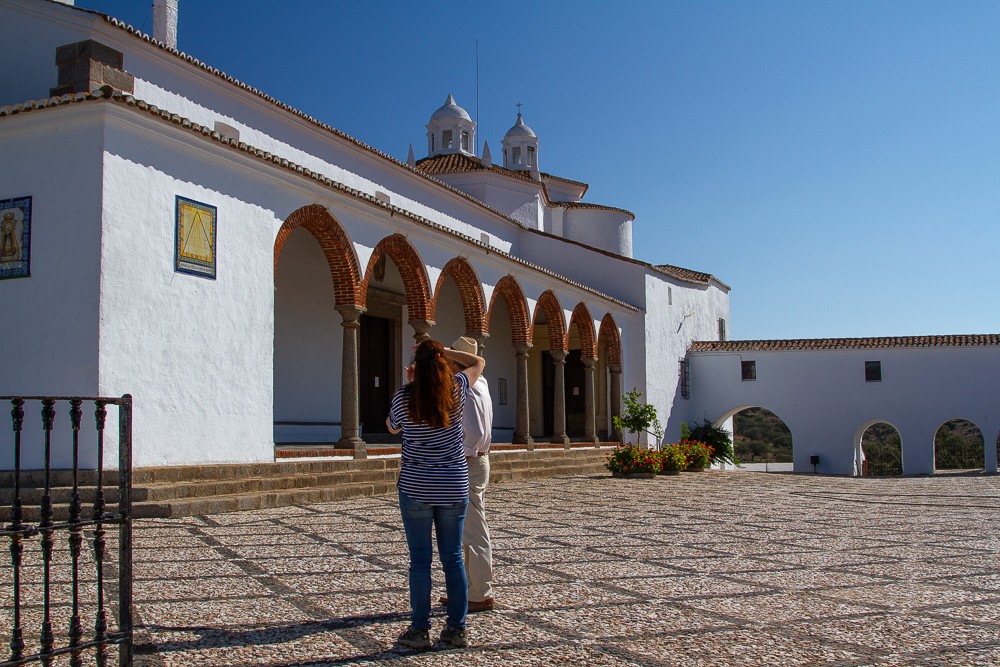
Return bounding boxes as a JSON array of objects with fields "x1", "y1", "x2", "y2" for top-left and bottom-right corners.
[
  {"x1": 598, "y1": 313, "x2": 623, "y2": 365},
  {"x1": 274, "y1": 204, "x2": 361, "y2": 306},
  {"x1": 487, "y1": 275, "x2": 532, "y2": 346},
  {"x1": 569, "y1": 302, "x2": 598, "y2": 359},
  {"x1": 532, "y1": 290, "x2": 567, "y2": 351},
  {"x1": 359, "y1": 234, "x2": 432, "y2": 320},
  {"x1": 432, "y1": 257, "x2": 487, "y2": 336}
]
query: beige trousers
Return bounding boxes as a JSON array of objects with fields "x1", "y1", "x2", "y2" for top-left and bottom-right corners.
[{"x1": 464, "y1": 455, "x2": 493, "y2": 602}]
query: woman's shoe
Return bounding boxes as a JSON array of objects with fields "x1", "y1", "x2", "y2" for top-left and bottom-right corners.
[
  {"x1": 439, "y1": 624, "x2": 468, "y2": 648},
  {"x1": 396, "y1": 626, "x2": 431, "y2": 649}
]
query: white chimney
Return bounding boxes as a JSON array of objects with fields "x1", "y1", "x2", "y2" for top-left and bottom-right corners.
[{"x1": 154, "y1": 0, "x2": 179, "y2": 49}]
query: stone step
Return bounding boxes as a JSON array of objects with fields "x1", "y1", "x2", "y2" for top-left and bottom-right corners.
[{"x1": 4, "y1": 449, "x2": 614, "y2": 520}]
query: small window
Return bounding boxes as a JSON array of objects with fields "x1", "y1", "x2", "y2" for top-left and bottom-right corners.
[
  {"x1": 741, "y1": 360, "x2": 756, "y2": 381},
  {"x1": 443, "y1": 130, "x2": 453, "y2": 149},
  {"x1": 718, "y1": 318, "x2": 727, "y2": 341},
  {"x1": 865, "y1": 360, "x2": 882, "y2": 383},
  {"x1": 679, "y1": 359, "x2": 690, "y2": 399},
  {"x1": 527, "y1": 145, "x2": 535, "y2": 166},
  {"x1": 513, "y1": 146, "x2": 522, "y2": 165},
  {"x1": 431, "y1": 135, "x2": 435, "y2": 151},
  {"x1": 461, "y1": 131, "x2": 470, "y2": 151},
  {"x1": 668, "y1": 287, "x2": 673, "y2": 305}
]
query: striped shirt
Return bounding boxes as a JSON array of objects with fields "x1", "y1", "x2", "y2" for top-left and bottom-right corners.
[{"x1": 390, "y1": 371, "x2": 470, "y2": 506}]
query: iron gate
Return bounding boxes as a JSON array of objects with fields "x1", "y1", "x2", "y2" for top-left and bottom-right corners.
[{"x1": 1, "y1": 396, "x2": 132, "y2": 667}]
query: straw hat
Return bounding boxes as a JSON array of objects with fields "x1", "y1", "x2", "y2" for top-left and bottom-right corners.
[{"x1": 450, "y1": 336, "x2": 478, "y2": 355}]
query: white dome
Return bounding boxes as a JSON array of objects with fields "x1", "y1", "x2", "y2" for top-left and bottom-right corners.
[
  {"x1": 504, "y1": 113, "x2": 536, "y2": 139},
  {"x1": 430, "y1": 93, "x2": 472, "y2": 122}
]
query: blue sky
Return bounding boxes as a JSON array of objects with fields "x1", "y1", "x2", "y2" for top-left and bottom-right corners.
[{"x1": 83, "y1": 0, "x2": 1000, "y2": 339}]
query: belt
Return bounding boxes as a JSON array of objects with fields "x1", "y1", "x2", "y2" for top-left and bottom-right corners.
[{"x1": 466, "y1": 452, "x2": 489, "y2": 458}]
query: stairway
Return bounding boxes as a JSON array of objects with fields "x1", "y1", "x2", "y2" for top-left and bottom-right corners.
[{"x1": 2, "y1": 447, "x2": 614, "y2": 520}]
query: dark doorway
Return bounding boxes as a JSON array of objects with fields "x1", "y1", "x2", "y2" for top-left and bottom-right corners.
[
  {"x1": 359, "y1": 314, "x2": 394, "y2": 436},
  {"x1": 541, "y1": 350, "x2": 586, "y2": 438},
  {"x1": 564, "y1": 350, "x2": 585, "y2": 436}
]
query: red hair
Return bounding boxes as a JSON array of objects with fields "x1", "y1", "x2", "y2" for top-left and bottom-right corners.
[{"x1": 408, "y1": 339, "x2": 455, "y2": 428}]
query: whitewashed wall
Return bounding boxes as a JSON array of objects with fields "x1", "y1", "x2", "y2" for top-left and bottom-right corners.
[
  {"x1": 687, "y1": 346, "x2": 1000, "y2": 475},
  {"x1": 650, "y1": 275, "x2": 730, "y2": 446},
  {"x1": 0, "y1": 108, "x2": 105, "y2": 469}
]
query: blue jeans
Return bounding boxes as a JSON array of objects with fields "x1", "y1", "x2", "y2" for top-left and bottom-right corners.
[{"x1": 398, "y1": 489, "x2": 468, "y2": 630}]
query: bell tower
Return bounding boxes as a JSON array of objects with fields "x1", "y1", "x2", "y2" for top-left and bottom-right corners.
[
  {"x1": 501, "y1": 109, "x2": 539, "y2": 173},
  {"x1": 426, "y1": 94, "x2": 476, "y2": 157}
]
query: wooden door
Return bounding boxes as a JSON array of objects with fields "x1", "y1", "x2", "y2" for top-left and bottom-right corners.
[{"x1": 359, "y1": 314, "x2": 394, "y2": 435}]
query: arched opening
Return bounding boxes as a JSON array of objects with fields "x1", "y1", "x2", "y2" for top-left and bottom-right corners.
[
  {"x1": 597, "y1": 314, "x2": 623, "y2": 442},
  {"x1": 274, "y1": 227, "x2": 343, "y2": 445},
  {"x1": 565, "y1": 303, "x2": 597, "y2": 440},
  {"x1": 730, "y1": 407, "x2": 793, "y2": 465},
  {"x1": 432, "y1": 257, "x2": 486, "y2": 346},
  {"x1": 273, "y1": 205, "x2": 361, "y2": 448},
  {"x1": 858, "y1": 422, "x2": 903, "y2": 476},
  {"x1": 530, "y1": 291, "x2": 566, "y2": 441},
  {"x1": 487, "y1": 276, "x2": 531, "y2": 445},
  {"x1": 934, "y1": 419, "x2": 985, "y2": 471},
  {"x1": 358, "y1": 235, "x2": 432, "y2": 441}
]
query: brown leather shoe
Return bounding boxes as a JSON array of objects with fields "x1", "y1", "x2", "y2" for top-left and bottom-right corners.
[
  {"x1": 468, "y1": 597, "x2": 495, "y2": 612},
  {"x1": 439, "y1": 596, "x2": 495, "y2": 612}
]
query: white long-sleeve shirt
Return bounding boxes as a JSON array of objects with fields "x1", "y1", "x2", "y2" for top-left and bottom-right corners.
[{"x1": 462, "y1": 375, "x2": 493, "y2": 457}]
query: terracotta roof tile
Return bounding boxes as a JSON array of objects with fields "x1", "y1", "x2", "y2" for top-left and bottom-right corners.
[
  {"x1": 654, "y1": 264, "x2": 714, "y2": 285},
  {"x1": 690, "y1": 335, "x2": 1000, "y2": 352},
  {"x1": 557, "y1": 201, "x2": 635, "y2": 219}
]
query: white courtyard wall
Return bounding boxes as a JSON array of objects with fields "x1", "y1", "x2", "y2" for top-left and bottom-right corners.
[
  {"x1": 650, "y1": 276, "x2": 730, "y2": 447},
  {"x1": 0, "y1": 109, "x2": 104, "y2": 470},
  {"x1": 687, "y1": 346, "x2": 1000, "y2": 475}
]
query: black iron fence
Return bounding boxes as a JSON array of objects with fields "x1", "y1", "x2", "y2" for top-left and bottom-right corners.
[{"x1": 1, "y1": 396, "x2": 133, "y2": 667}]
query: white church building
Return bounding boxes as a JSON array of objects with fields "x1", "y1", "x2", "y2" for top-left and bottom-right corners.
[
  {"x1": 3, "y1": 0, "x2": 996, "y2": 477},
  {"x1": 1, "y1": 0, "x2": 729, "y2": 469}
]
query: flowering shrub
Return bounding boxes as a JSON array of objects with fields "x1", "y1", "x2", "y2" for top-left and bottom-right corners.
[
  {"x1": 605, "y1": 445, "x2": 660, "y2": 476},
  {"x1": 658, "y1": 444, "x2": 687, "y2": 474},
  {"x1": 677, "y1": 440, "x2": 714, "y2": 470},
  {"x1": 681, "y1": 420, "x2": 736, "y2": 465}
]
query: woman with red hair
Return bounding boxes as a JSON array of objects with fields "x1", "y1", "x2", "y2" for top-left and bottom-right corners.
[{"x1": 387, "y1": 338, "x2": 485, "y2": 649}]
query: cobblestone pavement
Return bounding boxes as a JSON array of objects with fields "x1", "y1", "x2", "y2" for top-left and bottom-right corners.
[{"x1": 8, "y1": 471, "x2": 1000, "y2": 666}]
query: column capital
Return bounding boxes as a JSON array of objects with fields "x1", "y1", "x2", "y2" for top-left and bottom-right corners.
[
  {"x1": 514, "y1": 341, "x2": 532, "y2": 355},
  {"x1": 408, "y1": 319, "x2": 435, "y2": 342},
  {"x1": 608, "y1": 362, "x2": 622, "y2": 374},
  {"x1": 469, "y1": 332, "x2": 489, "y2": 353},
  {"x1": 581, "y1": 355, "x2": 597, "y2": 369},
  {"x1": 549, "y1": 349, "x2": 568, "y2": 363},
  {"x1": 336, "y1": 304, "x2": 365, "y2": 325}
]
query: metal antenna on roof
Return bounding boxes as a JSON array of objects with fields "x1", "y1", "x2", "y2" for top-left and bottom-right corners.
[{"x1": 476, "y1": 39, "x2": 480, "y2": 156}]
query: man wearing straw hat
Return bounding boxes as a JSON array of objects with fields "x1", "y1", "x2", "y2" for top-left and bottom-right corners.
[{"x1": 441, "y1": 336, "x2": 495, "y2": 612}]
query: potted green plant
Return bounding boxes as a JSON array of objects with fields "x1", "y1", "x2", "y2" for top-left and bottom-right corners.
[
  {"x1": 681, "y1": 420, "x2": 737, "y2": 466},
  {"x1": 605, "y1": 445, "x2": 660, "y2": 478},
  {"x1": 678, "y1": 439, "x2": 713, "y2": 471},
  {"x1": 658, "y1": 444, "x2": 686, "y2": 475}
]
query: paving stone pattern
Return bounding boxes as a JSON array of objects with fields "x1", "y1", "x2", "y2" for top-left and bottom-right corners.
[{"x1": 6, "y1": 471, "x2": 1000, "y2": 665}]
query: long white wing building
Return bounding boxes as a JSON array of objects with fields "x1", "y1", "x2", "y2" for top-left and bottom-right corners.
[{"x1": 0, "y1": 0, "x2": 730, "y2": 469}]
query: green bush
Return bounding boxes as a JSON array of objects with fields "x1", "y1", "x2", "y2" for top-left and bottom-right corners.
[{"x1": 681, "y1": 420, "x2": 736, "y2": 465}]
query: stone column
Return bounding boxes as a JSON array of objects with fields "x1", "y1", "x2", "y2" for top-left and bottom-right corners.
[
  {"x1": 550, "y1": 349, "x2": 570, "y2": 448},
  {"x1": 582, "y1": 356, "x2": 599, "y2": 445},
  {"x1": 409, "y1": 318, "x2": 434, "y2": 343},
  {"x1": 609, "y1": 362, "x2": 623, "y2": 443},
  {"x1": 469, "y1": 332, "x2": 488, "y2": 355},
  {"x1": 337, "y1": 305, "x2": 366, "y2": 458},
  {"x1": 513, "y1": 343, "x2": 534, "y2": 450}
]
